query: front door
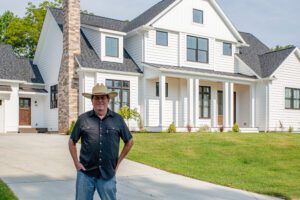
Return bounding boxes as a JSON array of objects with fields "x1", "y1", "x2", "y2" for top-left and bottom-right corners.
[
  {"x1": 217, "y1": 91, "x2": 236, "y2": 126},
  {"x1": 19, "y1": 98, "x2": 31, "y2": 126}
]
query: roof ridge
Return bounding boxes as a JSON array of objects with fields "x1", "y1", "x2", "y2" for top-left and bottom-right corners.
[
  {"x1": 260, "y1": 46, "x2": 296, "y2": 56},
  {"x1": 49, "y1": 7, "x2": 127, "y2": 23}
]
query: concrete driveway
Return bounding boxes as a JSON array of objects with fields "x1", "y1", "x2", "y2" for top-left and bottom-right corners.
[{"x1": 0, "y1": 134, "x2": 281, "y2": 200}]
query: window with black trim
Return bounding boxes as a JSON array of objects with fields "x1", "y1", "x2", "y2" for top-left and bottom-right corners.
[
  {"x1": 285, "y1": 88, "x2": 300, "y2": 109},
  {"x1": 105, "y1": 37, "x2": 119, "y2": 57},
  {"x1": 156, "y1": 82, "x2": 168, "y2": 97},
  {"x1": 223, "y1": 42, "x2": 232, "y2": 56},
  {"x1": 106, "y1": 79, "x2": 130, "y2": 111},
  {"x1": 156, "y1": 31, "x2": 168, "y2": 46},
  {"x1": 193, "y1": 9, "x2": 203, "y2": 24},
  {"x1": 50, "y1": 85, "x2": 58, "y2": 109},
  {"x1": 199, "y1": 86, "x2": 211, "y2": 118},
  {"x1": 187, "y1": 36, "x2": 208, "y2": 63}
]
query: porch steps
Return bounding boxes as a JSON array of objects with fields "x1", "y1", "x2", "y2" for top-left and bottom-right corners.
[{"x1": 19, "y1": 128, "x2": 48, "y2": 134}]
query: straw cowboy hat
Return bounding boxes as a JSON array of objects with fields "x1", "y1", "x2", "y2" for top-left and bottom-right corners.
[{"x1": 82, "y1": 83, "x2": 118, "y2": 99}]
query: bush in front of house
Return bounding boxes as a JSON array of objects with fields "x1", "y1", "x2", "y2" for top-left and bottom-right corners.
[
  {"x1": 167, "y1": 122, "x2": 176, "y2": 133},
  {"x1": 67, "y1": 121, "x2": 76, "y2": 135},
  {"x1": 232, "y1": 123, "x2": 240, "y2": 133},
  {"x1": 288, "y1": 126, "x2": 293, "y2": 133}
]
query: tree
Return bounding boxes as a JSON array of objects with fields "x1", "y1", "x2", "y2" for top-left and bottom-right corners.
[
  {"x1": 118, "y1": 106, "x2": 141, "y2": 130},
  {"x1": 271, "y1": 45, "x2": 294, "y2": 52},
  {"x1": 0, "y1": 11, "x2": 16, "y2": 43}
]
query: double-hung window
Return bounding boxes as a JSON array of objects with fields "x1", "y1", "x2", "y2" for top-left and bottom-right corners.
[
  {"x1": 285, "y1": 88, "x2": 300, "y2": 109},
  {"x1": 106, "y1": 80, "x2": 130, "y2": 112},
  {"x1": 199, "y1": 86, "x2": 211, "y2": 118},
  {"x1": 50, "y1": 85, "x2": 58, "y2": 109},
  {"x1": 187, "y1": 36, "x2": 209, "y2": 63}
]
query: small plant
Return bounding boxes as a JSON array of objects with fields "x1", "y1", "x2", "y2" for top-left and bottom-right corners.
[
  {"x1": 279, "y1": 120, "x2": 284, "y2": 132},
  {"x1": 288, "y1": 126, "x2": 293, "y2": 133},
  {"x1": 118, "y1": 106, "x2": 141, "y2": 130},
  {"x1": 139, "y1": 128, "x2": 148, "y2": 133},
  {"x1": 167, "y1": 122, "x2": 176, "y2": 133},
  {"x1": 219, "y1": 126, "x2": 224, "y2": 132},
  {"x1": 67, "y1": 121, "x2": 76, "y2": 135},
  {"x1": 186, "y1": 124, "x2": 192, "y2": 133},
  {"x1": 197, "y1": 125, "x2": 210, "y2": 133},
  {"x1": 232, "y1": 123, "x2": 240, "y2": 133}
]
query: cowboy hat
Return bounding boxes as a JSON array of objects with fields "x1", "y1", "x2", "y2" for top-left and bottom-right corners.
[{"x1": 82, "y1": 83, "x2": 118, "y2": 99}]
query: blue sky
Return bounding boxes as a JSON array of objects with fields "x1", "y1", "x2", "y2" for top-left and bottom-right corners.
[{"x1": 0, "y1": 0, "x2": 299, "y2": 48}]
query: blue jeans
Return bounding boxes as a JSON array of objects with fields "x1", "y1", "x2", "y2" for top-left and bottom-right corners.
[{"x1": 76, "y1": 170, "x2": 117, "y2": 200}]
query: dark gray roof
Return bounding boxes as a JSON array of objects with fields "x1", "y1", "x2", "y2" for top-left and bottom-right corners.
[
  {"x1": 0, "y1": 45, "x2": 44, "y2": 83},
  {"x1": 144, "y1": 62, "x2": 257, "y2": 79},
  {"x1": 77, "y1": 31, "x2": 142, "y2": 73},
  {"x1": 237, "y1": 32, "x2": 296, "y2": 77},
  {"x1": 123, "y1": 0, "x2": 176, "y2": 32},
  {"x1": 19, "y1": 87, "x2": 48, "y2": 93},
  {"x1": 49, "y1": 8, "x2": 127, "y2": 32},
  {"x1": 0, "y1": 85, "x2": 12, "y2": 92},
  {"x1": 49, "y1": 8, "x2": 142, "y2": 74}
]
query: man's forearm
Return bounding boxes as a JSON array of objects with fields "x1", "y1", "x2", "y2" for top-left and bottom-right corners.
[
  {"x1": 116, "y1": 139, "x2": 134, "y2": 169},
  {"x1": 68, "y1": 139, "x2": 79, "y2": 167}
]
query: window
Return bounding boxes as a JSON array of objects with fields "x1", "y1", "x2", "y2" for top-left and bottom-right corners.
[
  {"x1": 156, "y1": 31, "x2": 168, "y2": 46},
  {"x1": 0, "y1": 100, "x2": 2, "y2": 106},
  {"x1": 105, "y1": 37, "x2": 119, "y2": 57},
  {"x1": 223, "y1": 42, "x2": 232, "y2": 56},
  {"x1": 187, "y1": 36, "x2": 208, "y2": 63},
  {"x1": 156, "y1": 82, "x2": 168, "y2": 97},
  {"x1": 50, "y1": 85, "x2": 58, "y2": 109},
  {"x1": 199, "y1": 86, "x2": 211, "y2": 118},
  {"x1": 285, "y1": 88, "x2": 300, "y2": 109},
  {"x1": 193, "y1": 9, "x2": 203, "y2": 24},
  {"x1": 106, "y1": 80, "x2": 130, "y2": 112}
]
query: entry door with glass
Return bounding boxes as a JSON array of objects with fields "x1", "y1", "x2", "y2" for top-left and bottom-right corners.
[
  {"x1": 217, "y1": 91, "x2": 236, "y2": 126},
  {"x1": 19, "y1": 98, "x2": 31, "y2": 126}
]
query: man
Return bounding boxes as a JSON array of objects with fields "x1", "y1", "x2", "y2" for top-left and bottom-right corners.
[{"x1": 69, "y1": 83, "x2": 134, "y2": 200}]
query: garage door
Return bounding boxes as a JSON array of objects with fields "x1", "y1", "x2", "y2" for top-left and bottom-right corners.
[{"x1": 0, "y1": 100, "x2": 4, "y2": 133}]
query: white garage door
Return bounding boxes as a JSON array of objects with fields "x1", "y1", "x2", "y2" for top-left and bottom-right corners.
[{"x1": 0, "y1": 100, "x2": 4, "y2": 133}]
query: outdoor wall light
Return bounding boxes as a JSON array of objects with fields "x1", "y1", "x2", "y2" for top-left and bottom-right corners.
[{"x1": 34, "y1": 100, "x2": 38, "y2": 106}]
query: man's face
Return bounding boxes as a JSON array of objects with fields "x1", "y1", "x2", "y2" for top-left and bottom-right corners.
[{"x1": 92, "y1": 95, "x2": 109, "y2": 111}]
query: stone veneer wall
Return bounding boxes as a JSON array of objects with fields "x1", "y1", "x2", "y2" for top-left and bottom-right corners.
[{"x1": 58, "y1": 0, "x2": 81, "y2": 133}]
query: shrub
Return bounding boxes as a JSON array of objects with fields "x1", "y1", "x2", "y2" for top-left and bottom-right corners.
[
  {"x1": 197, "y1": 125, "x2": 210, "y2": 133},
  {"x1": 139, "y1": 128, "x2": 148, "y2": 133},
  {"x1": 288, "y1": 126, "x2": 293, "y2": 133},
  {"x1": 232, "y1": 123, "x2": 240, "y2": 133},
  {"x1": 67, "y1": 121, "x2": 76, "y2": 135},
  {"x1": 186, "y1": 124, "x2": 192, "y2": 133},
  {"x1": 118, "y1": 106, "x2": 141, "y2": 130},
  {"x1": 167, "y1": 122, "x2": 176, "y2": 133}
]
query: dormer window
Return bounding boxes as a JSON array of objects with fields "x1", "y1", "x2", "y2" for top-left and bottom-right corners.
[
  {"x1": 193, "y1": 9, "x2": 203, "y2": 24},
  {"x1": 156, "y1": 31, "x2": 168, "y2": 46},
  {"x1": 105, "y1": 36, "x2": 119, "y2": 57}
]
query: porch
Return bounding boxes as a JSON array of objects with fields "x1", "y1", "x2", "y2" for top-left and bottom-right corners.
[{"x1": 142, "y1": 65, "x2": 258, "y2": 132}]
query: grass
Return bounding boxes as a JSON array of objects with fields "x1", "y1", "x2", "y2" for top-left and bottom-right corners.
[
  {"x1": 0, "y1": 179, "x2": 18, "y2": 200},
  {"x1": 124, "y1": 132, "x2": 300, "y2": 200}
]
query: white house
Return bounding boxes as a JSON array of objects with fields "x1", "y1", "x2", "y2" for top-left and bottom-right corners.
[{"x1": 1, "y1": 0, "x2": 300, "y2": 133}]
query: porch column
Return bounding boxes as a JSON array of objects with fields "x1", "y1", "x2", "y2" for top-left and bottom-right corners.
[
  {"x1": 142, "y1": 78, "x2": 147, "y2": 127},
  {"x1": 193, "y1": 79, "x2": 199, "y2": 127},
  {"x1": 250, "y1": 84, "x2": 256, "y2": 128},
  {"x1": 229, "y1": 82, "x2": 234, "y2": 127},
  {"x1": 159, "y1": 75, "x2": 166, "y2": 127},
  {"x1": 211, "y1": 92, "x2": 218, "y2": 128},
  {"x1": 187, "y1": 78, "x2": 194, "y2": 127},
  {"x1": 223, "y1": 82, "x2": 231, "y2": 128}
]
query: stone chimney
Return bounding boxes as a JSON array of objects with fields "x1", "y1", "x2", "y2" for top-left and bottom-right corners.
[{"x1": 58, "y1": 0, "x2": 81, "y2": 133}]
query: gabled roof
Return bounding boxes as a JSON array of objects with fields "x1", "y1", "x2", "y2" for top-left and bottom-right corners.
[
  {"x1": 237, "y1": 32, "x2": 296, "y2": 78},
  {"x1": 49, "y1": 8, "x2": 142, "y2": 74},
  {"x1": 123, "y1": 0, "x2": 176, "y2": 32},
  {"x1": 0, "y1": 44, "x2": 44, "y2": 83},
  {"x1": 49, "y1": 7, "x2": 127, "y2": 32}
]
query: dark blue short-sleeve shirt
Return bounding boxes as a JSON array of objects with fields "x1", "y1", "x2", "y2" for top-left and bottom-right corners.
[{"x1": 70, "y1": 109, "x2": 132, "y2": 179}]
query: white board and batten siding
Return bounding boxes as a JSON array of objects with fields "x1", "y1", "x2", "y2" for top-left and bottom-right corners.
[
  {"x1": 268, "y1": 51, "x2": 300, "y2": 131},
  {"x1": 214, "y1": 40, "x2": 235, "y2": 73},
  {"x1": 255, "y1": 82, "x2": 266, "y2": 131},
  {"x1": 0, "y1": 98, "x2": 4, "y2": 133},
  {"x1": 33, "y1": 12, "x2": 63, "y2": 131}
]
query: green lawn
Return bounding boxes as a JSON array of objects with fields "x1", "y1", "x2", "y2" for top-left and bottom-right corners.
[
  {"x1": 126, "y1": 133, "x2": 300, "y2": 200},
  {"x1": 0, "y1": 179, "x2": 18, "y2": 200}
]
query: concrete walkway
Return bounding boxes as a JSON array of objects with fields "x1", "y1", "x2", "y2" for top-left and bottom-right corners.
[{"x1": 0, "y1": 134, "x2": 281, "y2": 200}]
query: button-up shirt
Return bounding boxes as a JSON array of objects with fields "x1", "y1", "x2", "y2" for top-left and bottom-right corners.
[{"x1": 70, "y1": 109, "x2": 132, "y2": 179}]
